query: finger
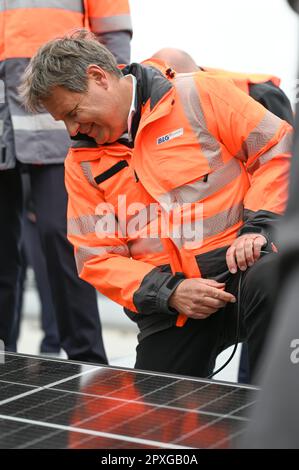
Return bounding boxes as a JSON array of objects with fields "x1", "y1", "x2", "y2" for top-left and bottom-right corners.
[
  {"x1": 204, "y1": 286, "x2": 236, "y2": 303},
  {"x1": 253, "y1": 238, "x2": 265, "y2": 260},
  {"x1": 199, "y1": 278, "x2": 226, "y2": 288},
  {"x1": 191, "y1": 306, "x2": 218, "y2": 316},
  {"x1": 185, "y1": 305, "x2": 217, "y2": 319},
  {"x1": 235, "y1": 242, "x2": 248, "y2": 271},
  {"x1": 226, "y1": 245, "x2": 238, "y2": 274},
  {"x1": 202, "y1": 296, "x2": 227, "y2": 309},
  {"x1": 195, "y1": 312, "x2": 216, "y2": 320},
  {"x1": 188, "y1": 312, "x2": 212, "y2": 320},
  {"x1": 244, "y1": 237, "x2": 255, "y2": 267}
]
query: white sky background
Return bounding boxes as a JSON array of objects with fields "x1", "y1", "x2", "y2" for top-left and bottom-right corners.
[{"x1": 130, "y1": 0, "x2": 298, "y2": 105}]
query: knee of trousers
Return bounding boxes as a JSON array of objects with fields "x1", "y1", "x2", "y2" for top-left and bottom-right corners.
[{"x1": 241, "y1": 253, "x2": 278, "y2": 302}]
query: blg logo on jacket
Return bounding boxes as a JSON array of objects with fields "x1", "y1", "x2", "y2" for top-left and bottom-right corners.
[{"x1": 157, "y1": 128, "x2": 184, "y2": 145}]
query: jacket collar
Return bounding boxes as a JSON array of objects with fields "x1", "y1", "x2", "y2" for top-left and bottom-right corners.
[{"x1": 121, "y1": 62, "x2": 173, "y2": 144}]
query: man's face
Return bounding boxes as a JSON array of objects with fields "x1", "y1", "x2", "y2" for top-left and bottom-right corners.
[{"x1": 43, "y1": 68, "x2": 130, "y2": 145}]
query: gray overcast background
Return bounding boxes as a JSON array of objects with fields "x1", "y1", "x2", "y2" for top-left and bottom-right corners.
[{"x1": 130, "y1": 0, "x2": 298, "y2": 105}]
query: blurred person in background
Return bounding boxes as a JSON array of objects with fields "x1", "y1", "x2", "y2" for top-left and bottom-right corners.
[
  {"x1": 152, "y1": 48, "x2": 293, "y2": 126},
  {"x1": 8, "y1": 173, "x2": 61, "y2": 355},
  {"x1": 0, "y1": 0, "x2": 132, "y2": 363}
]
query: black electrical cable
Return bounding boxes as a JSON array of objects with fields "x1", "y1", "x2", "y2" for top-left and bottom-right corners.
[
  {"x1": 206, "y1": 250, "x2": 270, "y2": 380},
  {"x1": 207, "y1": 272, "x2": 243, "y2": 379}
]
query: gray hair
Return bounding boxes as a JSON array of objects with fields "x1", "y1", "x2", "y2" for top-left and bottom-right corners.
[{"x1": 19, "y1": 29, "x2": 122, "y2": 112}]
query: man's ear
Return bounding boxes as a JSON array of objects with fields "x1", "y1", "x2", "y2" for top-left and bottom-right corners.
[{"x1": 86, "y1": 64, "x2": 108, "y2": 88}]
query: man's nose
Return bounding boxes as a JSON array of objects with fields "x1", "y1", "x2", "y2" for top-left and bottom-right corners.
[{"x1": 65, "y1": 120, "x2": 79, "y2": 137}]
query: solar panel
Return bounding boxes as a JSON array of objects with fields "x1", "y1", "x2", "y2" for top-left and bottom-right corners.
[{"x1": 0, "y1": 352, "x2": 257, "y2": 449}]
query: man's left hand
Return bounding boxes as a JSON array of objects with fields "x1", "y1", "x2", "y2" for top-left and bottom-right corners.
[{"x1": 226, "y1": 233, "x2": 267, "y2": 274}]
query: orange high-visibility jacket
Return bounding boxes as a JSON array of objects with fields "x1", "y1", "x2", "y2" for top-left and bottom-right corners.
[
  {"x1": 0, "y1": 0, "x2": 132, "y2": 170},
  {"x1": 199, "y1": 66, "x2": 281, "y2": 94},
  {"x1": 143, "y1": 58, "x2": 280, "y2": 92},
  {"x1": 65, "y1": 63, "x2": 292, "y2": 337},
  {"x1": 144, "y1": 58, "x2": 294, "y2": 125},
  {"x1": 0, "y1": 0, "x2": 132, "y2": 60},
  {"x1": 200, "y1": 66, "x2": 294, "y2": 125}
]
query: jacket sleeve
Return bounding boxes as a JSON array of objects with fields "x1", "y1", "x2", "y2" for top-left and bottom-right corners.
[
  {"x1": 95, "y1": 31, "x2": 131, "y2": 64},
  {"x1": 203, "y1": 76, "x2": 293, "y2": 243},
  {"x1": 64, "y1": 151, "x2": 181, "y2": 315},
  {"x1": 249, "y1": 82, "x2": 294, "y2": 126},
  {"x1": 86, "y1": 0, "x2": 132, "y2": 64}
]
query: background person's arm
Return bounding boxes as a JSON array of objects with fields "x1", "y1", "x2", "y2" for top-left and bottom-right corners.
[{"x1": 86, "y1": 0, "x2": 133, "y2": 64}]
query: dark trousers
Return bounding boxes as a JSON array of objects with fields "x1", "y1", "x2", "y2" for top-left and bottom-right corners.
[
  {"x1": 0, "y1": 165, "x2": 107, "y2": 364},
  {"x1": 135, "y1": 254, "x2": 276, "y2": 383},
  {"x1": 10, "y1": 212, "x2": 61, "y2": 353},
  {"x1": 23, "y1": 214, "x2": 60, "y2": 353},
  {"x1": 0, "y1": 169, "x2": 22, "y2": 346}
]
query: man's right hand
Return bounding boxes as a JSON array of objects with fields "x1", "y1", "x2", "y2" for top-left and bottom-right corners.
[{"x1": 168, "y1": 278, "x2": 236, "y2": 320}]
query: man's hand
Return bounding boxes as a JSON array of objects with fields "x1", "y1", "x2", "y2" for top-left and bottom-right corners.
[
  {"x1": 226, "y1": 233, "x2": 267, "y2": 274},
  {"x1": 168, "y1": 278, "x2": 236, "y2": 320}
]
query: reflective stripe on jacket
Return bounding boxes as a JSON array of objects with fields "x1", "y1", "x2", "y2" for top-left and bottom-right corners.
[
  {"x1": 0, "y1": 0, "x2": 132, "y2": 169},
  {"x1": 65, "y1": 64, "x2": 292, "y2": 336}
]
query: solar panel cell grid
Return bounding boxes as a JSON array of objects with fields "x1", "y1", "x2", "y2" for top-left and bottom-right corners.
[{"x1": 0, "y1": 352, "x2": 257, "y2": 449}]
